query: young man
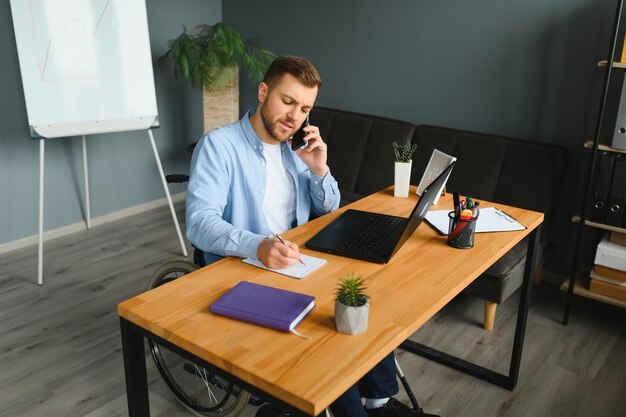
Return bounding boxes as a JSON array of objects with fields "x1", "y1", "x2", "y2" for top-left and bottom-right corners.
[{"x1": 186, "y1": 56, "x2": 438, "y2": 417}]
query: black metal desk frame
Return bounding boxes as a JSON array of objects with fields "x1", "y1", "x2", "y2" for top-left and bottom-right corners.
[{"x1": 400, "y1": 226, "x2": 540, "y2": 391}]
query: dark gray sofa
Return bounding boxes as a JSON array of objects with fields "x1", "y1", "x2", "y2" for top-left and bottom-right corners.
[{"x1": 311, "y1": 106, "x2": 568, "y2": 330}]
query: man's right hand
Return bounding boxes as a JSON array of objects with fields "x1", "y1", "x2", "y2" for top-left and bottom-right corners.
[{"x1": 257, "y1": 237, "x2": 302, "y2": 269}]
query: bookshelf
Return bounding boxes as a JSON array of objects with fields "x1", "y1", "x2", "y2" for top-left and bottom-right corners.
[
  {"x1": 583, "y1": 140, "x2": 626, "y2": 154},
  {"x1": 564, "y1": 0, "x2": 626, "y2": 323}
]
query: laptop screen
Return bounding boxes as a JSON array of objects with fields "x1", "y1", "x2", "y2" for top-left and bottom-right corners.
[{"x1": 387, "y1": 160, "x2": 456, "y2": 259}]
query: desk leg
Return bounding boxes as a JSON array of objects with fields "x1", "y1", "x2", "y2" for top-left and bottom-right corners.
[
  {"x1": 401, "y1": 226, "x2": 540, "y2": 391},
  {"x1": 120, "y1": 318, "x2": 150, "y2": 416},
  {"x1": 506, "y1": 226, "x2": 540, "y2": 389}
]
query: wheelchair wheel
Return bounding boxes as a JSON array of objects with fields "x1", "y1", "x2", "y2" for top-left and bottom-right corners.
[{"x1": 146, "y1": 260, "x2": 251, "y2": 417}]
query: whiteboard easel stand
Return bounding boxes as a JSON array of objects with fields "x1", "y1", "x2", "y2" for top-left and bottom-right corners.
[
  {"x1": 38, "y1": 139, "x2": 44, "y2": 285},
  {"x1": 147, "y1": 129, "x2": 188, "y2": 258},
  {"x1": 82, "y1": 135, "x2": 91, "y2": 229},
  {"x1": 37, "y1": 131, "x2": 188, "y2": 285}
]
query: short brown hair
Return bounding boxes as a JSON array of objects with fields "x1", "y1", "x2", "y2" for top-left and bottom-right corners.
[{"x1": 262, "y1": 55, "x2": 322, "y2": 89}]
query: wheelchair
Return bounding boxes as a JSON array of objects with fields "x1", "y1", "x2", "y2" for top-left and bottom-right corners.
[{"x1": 146, "y1": 173, "x2": 255, "y2": 417}]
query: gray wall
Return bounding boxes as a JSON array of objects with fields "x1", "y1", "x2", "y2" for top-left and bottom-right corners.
[
  {"x1": 225, "y1": 0, "x2": 617, "y2": 272},
  {"x1": 0, "y1": 0, "x2": 221, "y2": 246}
]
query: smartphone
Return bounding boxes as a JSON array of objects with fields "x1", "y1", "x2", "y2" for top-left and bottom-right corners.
[{"x1": 291, "y1": 116, "x2": 310, "y2": 151}]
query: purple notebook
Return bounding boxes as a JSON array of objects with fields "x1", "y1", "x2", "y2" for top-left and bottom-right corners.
[{"x1": 210, "y1": 281, "x2": 315, "y2": 332}]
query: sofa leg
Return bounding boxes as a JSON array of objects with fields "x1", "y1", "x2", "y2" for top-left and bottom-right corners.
[
  {"x1": 484, "y1": 301, "x2": 497, "y2": 331},
  {"x1": 533, "y1": 265, "x2": 543, "y2": 285}
]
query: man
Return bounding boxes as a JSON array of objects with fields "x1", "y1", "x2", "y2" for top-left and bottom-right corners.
[{"x1": 186, "y1": 56, "x2": 438, "y2": 417}]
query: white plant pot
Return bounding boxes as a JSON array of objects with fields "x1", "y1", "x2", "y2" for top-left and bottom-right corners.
[
  {"x1": 334, "y1": 301, "x2": 369, "y2": 335},
  {"x1": 394, "y1": 161, "x2": 412, "y2": 197}
]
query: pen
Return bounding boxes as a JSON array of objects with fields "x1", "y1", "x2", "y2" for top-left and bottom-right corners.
[
  {"x1": 275, "y1": 234, "x2": 305, "y2": 265},
  {"x1": 494, "y1": 208, "x2": 517, "y2": 223}
]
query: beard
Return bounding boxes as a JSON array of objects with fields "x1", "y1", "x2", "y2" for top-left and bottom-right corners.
[{"x1": 260, "y1": 105, "x2": 296, "y2": 143}]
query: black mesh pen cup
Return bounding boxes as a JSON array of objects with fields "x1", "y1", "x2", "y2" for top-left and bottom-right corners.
[{"x1": 447, "y1": 211, "x2": 478, "y2": 249}]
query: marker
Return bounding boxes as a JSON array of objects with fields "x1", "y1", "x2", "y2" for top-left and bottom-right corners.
[
  {"x1": 275, "y1": 234, "x2": 305, "y2": 265},
  {"x1": 453, "y1": 192, "x2": 460, "y2": 216}
]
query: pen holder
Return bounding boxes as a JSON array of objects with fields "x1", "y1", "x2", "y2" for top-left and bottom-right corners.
[{"x1": 447, "y1": 211, "x2": 478, "y2": 249}]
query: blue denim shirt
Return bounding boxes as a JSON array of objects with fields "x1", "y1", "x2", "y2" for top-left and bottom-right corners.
[{"x1": 186, "y1": 109, "x2": 341, "y2": 265}]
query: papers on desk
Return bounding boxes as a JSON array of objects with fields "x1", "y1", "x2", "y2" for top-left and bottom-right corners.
[
  {"x1": 242, "y1": 254, "x2": 326, "y2": 279},
  {"x1": 425, "y1": 207, "x2": 526, "y2": 235}
]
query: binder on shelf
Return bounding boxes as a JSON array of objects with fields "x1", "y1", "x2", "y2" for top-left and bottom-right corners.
[
  {"x1": 599, "y1": 71, "x2": 626, "y2": 150},
  {"x1": 589, "y1": 151, "x2": 616, "y2": 223},
  {"x1": 606, "y1": 154, "x2": 626, "y2": 226}
]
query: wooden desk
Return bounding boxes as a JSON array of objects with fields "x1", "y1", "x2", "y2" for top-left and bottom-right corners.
[{"x1": 118, "y1": 187, "x2": 543, "y2": 416}]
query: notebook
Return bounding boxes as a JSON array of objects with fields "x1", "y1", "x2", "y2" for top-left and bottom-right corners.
[
  {"x1": 242, "y1": 254, "x2": 326, "y2": 279},
  {"x1": 305, "y1": 161, "x2": 455, "y2": 263},
  {"x1": 210, "y1": 281, "x2": 315, "y2": 333}
]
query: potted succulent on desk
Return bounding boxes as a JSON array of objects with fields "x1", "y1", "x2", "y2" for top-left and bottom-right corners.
[
  {"x1": 334, "y1": 273, "x2": 370, "y2": 335},
  {"x1": 158, "y1": 22, "x2": 274, "y2": 134},
  {"x1": 392, "y1": 139, "x2": 417, "y2": 197}
]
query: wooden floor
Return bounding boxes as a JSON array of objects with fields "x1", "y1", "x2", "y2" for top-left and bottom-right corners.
[{"x1": 1, "y1": 202, "x2": 624, "y2": 417}]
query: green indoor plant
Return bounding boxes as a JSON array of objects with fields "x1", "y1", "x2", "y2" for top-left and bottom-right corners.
[
  {"x1": 392, "y1": 139, "x2": 417, "y2": 197},
  {"x1": 334, "y1": 273, "x2": 370, "y2": 335},
  {"x1": 392, "y1": 139, "x2": 417, "y2": 163},
  {"x1": 158, "y1": 22, "x2": 275, "y2": 133}
]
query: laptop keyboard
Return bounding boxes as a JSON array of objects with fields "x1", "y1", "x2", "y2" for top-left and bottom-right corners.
[{"x1": 340, "y1": 215, "x2": 404, "y2": 254}]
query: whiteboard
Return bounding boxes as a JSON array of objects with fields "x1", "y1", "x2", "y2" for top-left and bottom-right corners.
[{"x1": 10, "y1": 0, "x2": 159, "y2": 138}]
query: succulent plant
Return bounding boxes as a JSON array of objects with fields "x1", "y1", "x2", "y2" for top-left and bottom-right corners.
[
  {"x1": 335, "y1": 273, "x2": 369, "y2": 307},
  {"x1": 392, "y1": 139, "x2": 417, "y2": 163}
]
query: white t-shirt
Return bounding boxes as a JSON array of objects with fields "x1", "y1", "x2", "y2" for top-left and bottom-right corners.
[{"x1": 262, "y1": 142, "x2": 296, "y2": 234}]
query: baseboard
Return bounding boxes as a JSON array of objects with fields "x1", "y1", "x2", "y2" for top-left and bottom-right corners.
[{"x1": 0, "y1": 192, "x2": 186, "y2": 256}]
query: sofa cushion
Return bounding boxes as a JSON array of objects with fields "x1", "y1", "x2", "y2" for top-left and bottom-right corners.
[{"x1": 463, "y1": 240, "x2": 528, "y2": 304}]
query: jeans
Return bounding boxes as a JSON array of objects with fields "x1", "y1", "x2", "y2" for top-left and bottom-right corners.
[{"x1": 329, "y1": 352, "x2": 399, "y2": 417}]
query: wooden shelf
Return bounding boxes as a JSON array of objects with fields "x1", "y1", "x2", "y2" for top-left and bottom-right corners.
[
  {"x1": 571, "y1": 214, "x2": 626, "y2": 233},
  {"x1": 583, "y1": 141, "x2": 626, "y2": 154},
  {"x1": 561, "y1": 277, "x2": 626, "y2": 308},
  {"x1": 598, "y1": 60, "x2": 626, "y2": 69}
]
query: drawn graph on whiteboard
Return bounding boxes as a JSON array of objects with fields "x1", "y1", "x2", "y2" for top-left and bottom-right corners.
[{"x1": 29, "y1": 0, "x2": 148, "y2": 81}]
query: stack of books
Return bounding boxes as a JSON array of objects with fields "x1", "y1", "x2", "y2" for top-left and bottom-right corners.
[{"x1": 591, "y1": 233, "x2": 626, "y2": 301}]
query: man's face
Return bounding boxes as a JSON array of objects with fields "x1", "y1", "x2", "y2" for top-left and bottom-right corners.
[{"x1": 258, "y1": 73, "x2": 318, "y2": 142}]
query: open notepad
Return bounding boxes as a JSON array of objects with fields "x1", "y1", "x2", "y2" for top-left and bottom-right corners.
[
  {"x1": 242, "y1": 254, "x2": 326, "y2": 279},
  {"x1": 425, "y1": 207, "x2": 526, "y2": 235}
]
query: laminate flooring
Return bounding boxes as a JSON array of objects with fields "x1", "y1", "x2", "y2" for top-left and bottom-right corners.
[{"x1": 0, "y1": 202, "x2": 624, "y2": 417}]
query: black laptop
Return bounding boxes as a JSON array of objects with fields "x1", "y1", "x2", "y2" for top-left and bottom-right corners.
[{"x1": 305, "y1": 161, "x2": 455, "y2": 263}]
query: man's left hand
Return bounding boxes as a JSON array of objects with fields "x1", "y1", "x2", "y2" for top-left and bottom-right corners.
[{"x1": 295, "y1": 124, "x2": 329, "y2": 177}]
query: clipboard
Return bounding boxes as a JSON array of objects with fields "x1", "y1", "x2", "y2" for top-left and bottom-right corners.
[{"x1": 425, "y1": 207, "x2": 526, "y2": 235}]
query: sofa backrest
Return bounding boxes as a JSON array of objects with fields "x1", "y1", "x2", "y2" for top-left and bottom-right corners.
[
  {"x1": 311, "y1": 107, "x2": 415, "y2": 203},
  {"x1": 412, "y1": 125, "x2": 569, "y2": 239},
  {"x1": 310, "y1": 107, "x2": 568, "y2": 243}
]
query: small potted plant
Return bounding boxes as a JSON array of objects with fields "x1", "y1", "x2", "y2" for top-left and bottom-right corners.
[
  {"x1": 334, "y1": 273, "x2": 370, "y2": 335},
  {"x1": 158, "y1": 22, "x2": 275, "y2": 133},
  {"x1": 392, "y1": 139, "x2": 417, "y2": 197}
]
